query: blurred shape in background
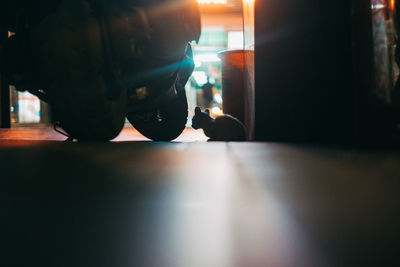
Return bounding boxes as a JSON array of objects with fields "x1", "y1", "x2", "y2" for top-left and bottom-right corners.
[
  {"x1": 201, "y1": 77, "x2": 215, "y2": 108},
  {"x1": 186, "y1": 0, "x2": 243, "y2": 125},
  {"x1": 10, "y1": 86, "x2": 50, "y2": 125}
]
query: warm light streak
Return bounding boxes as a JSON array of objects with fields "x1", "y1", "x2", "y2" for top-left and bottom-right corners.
[
  {"x1": 197, "y1": 0, "x2": 227, "y2": 4},
  {"x1": 391, "y1": 0, "x2": 395, "y2": 10}
]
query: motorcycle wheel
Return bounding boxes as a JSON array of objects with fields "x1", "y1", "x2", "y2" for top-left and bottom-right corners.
[{"x1": 127, "y1": 90, "x2": 188, "y2": 141}]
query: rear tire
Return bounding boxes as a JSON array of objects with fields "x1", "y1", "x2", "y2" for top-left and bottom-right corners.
[
  {"x1": 127, "y1": 90, "x2": 188, "y2": 141},
  {"x1": 33, "y1": 1, "x2": 126, "y2": 141}
]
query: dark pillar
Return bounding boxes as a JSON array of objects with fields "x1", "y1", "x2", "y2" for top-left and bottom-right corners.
[{"x1": 254, "y1": 0, "x2": 375, "y2": 144}]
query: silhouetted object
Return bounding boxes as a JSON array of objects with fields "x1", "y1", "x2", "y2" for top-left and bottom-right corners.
[
  {"x1": 192, "y1": 106, "x2": 246, "y2": 141},
  {"x1": 126, "y1": 44, "x2": 195, "y2": 141},
  {"x1": 252, "y1": 0, "x2": 400, "y2": 145},
  {"x1": 392, "y1": 1, "x2": 400, "y2": 126},
  {"x1": 0, "y1": 0, "x2": 201, "y2": 141},
  {"x1": 201, "y1": 80, "x2": 213, "y2": 108}
]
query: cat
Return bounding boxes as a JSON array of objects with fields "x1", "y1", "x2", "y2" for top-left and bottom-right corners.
[{"x1": 192, "y1": 107, "x2": 246, "y2": 141}]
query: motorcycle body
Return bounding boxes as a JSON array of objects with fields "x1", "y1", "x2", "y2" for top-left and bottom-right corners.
[{"x1": 0, "y1": 0, "x2": 201, "y2": 141}]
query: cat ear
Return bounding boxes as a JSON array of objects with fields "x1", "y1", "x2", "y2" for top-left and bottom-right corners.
[
  {"x1": 195, "y1": 107, "x2": 201, "y2": 114},
  {"x1": 205, "y1": 109, "x2": 210, "y2": 115}
]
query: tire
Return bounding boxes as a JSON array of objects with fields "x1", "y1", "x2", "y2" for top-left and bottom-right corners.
[
  {"x1": 127, "y1": 90, "x2": 188, "y2": 141},
  {"x1": 126, "y1": 43, "x2": 194, "y2": 142},
  {"x1": 32, "y1": 1, "x2": 126, "y2": 141}
]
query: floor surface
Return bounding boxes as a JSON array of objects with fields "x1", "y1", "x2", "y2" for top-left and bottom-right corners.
[
  {"x1": 1, "y1": 127, "x2": 399, "y2": 267},
  {"x1": 0, "y1": 126, "x2": 208, "y2": 142}
]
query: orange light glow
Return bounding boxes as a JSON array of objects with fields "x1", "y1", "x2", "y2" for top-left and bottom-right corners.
[
  {"x1": 211, "y1": 107, "x2": 224, "y2": 116},
  {"x1": 197, "y1": 0, "x2": 227, "y2": 4},
  {"x1": 391, "y1": 0, "x2": 395, "y2": 10},
  {"x1": 7, "y1": 31, "x2": 15, "y2": 38}
]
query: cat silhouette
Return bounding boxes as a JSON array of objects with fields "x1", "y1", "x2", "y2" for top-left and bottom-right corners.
[{"x1": 192, "y1": 107, "x2": 246, "y2": 141}]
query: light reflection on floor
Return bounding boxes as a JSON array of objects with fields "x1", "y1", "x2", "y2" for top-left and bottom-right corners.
[{"x1": 0, "y1": 126, "x2": 208, "y2": 143}]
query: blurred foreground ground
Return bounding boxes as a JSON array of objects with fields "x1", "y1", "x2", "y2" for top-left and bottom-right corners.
[{"x1": 0, "y1": 127, "x2": 399, "y2": 267}]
